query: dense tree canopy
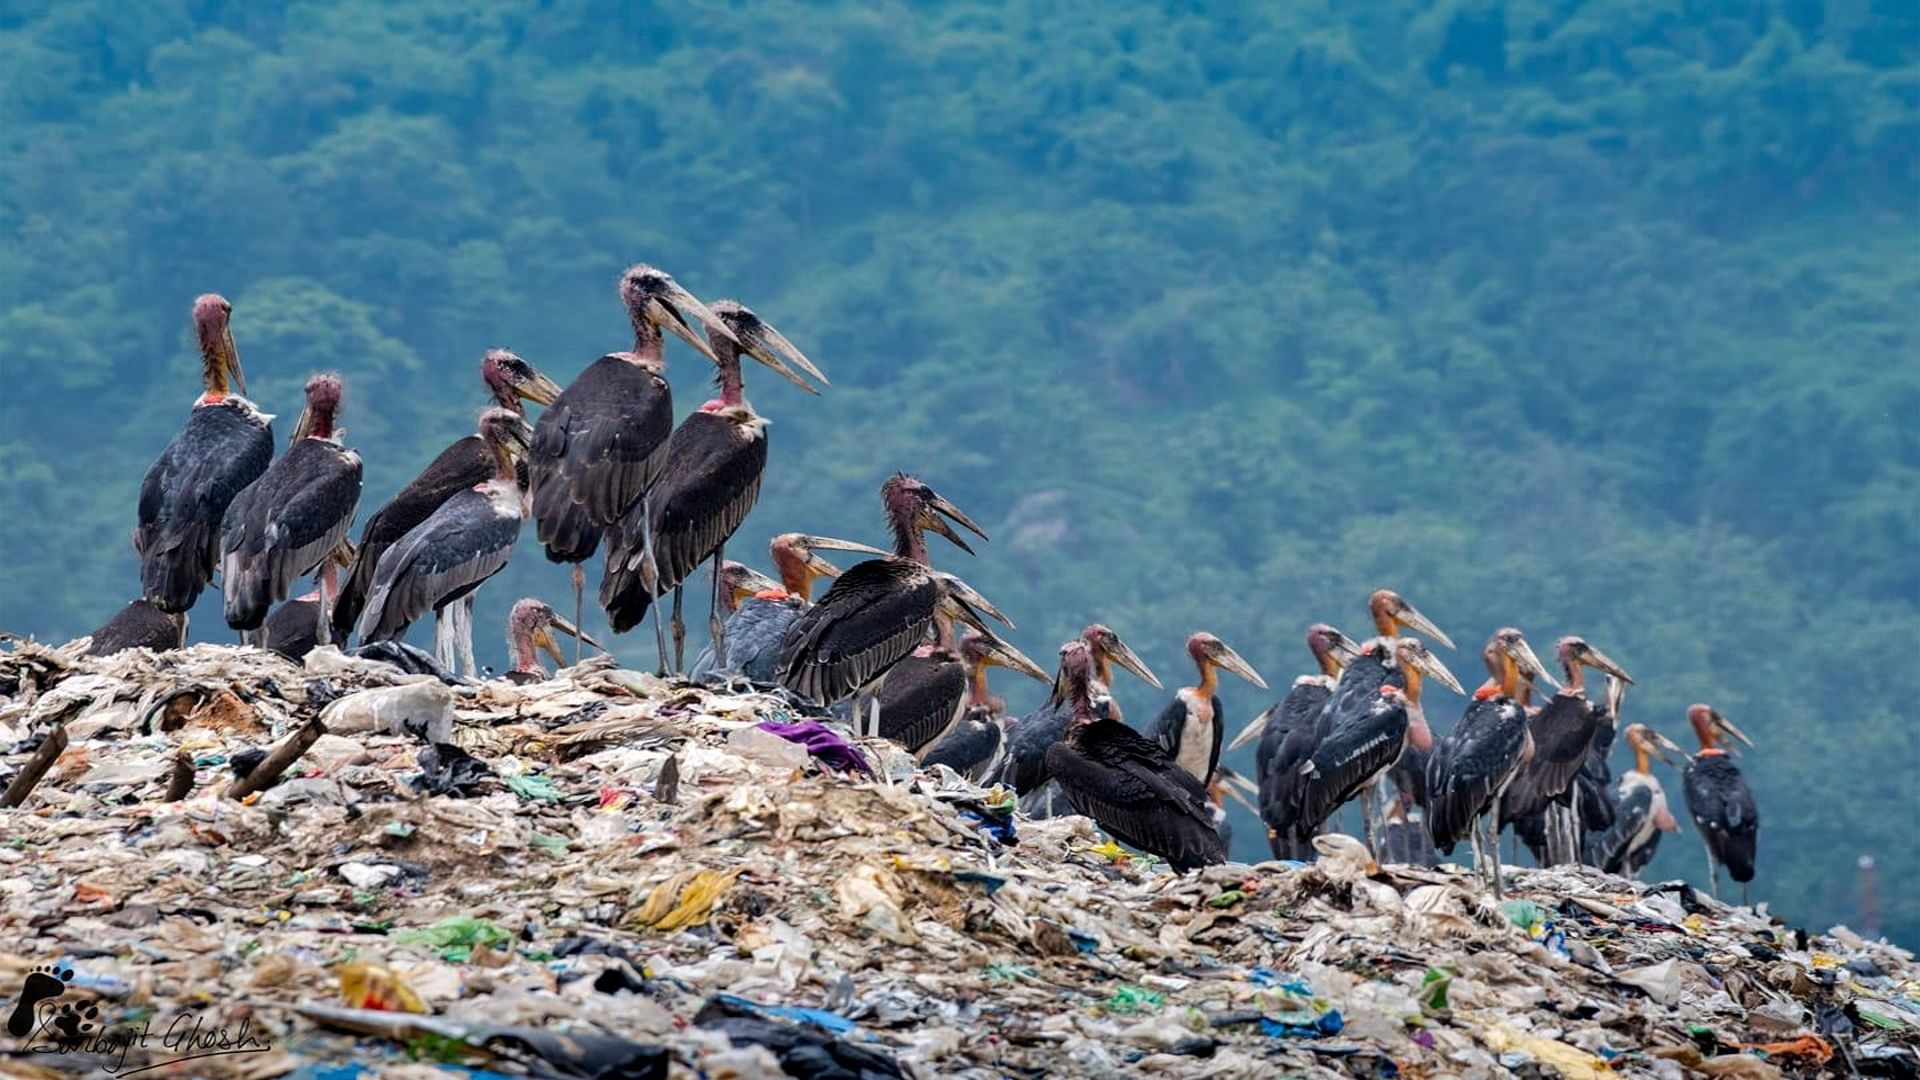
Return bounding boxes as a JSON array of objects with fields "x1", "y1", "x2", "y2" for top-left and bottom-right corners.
[{"x1": 1, "y1": 0, "x2": 1915, "y2": 941}]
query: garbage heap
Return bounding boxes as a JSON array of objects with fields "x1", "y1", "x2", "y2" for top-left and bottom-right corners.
[{"x1": 0, "y1": 641, "x2": 1915, "y2": 1080}]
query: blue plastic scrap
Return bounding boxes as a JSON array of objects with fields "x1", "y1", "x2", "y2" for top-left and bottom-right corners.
[
  {"x1": 1260, "y1": 1010, "x2": 1345, "y2": 1038},
  {"x1": 711, "y1": 993, "x2": 856, "y2": 1035}
]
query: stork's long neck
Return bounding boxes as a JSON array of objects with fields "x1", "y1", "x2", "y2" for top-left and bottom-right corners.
[
  {"x1": 1563, "y1": 658, "x2": 1586, "y2": 695},
  {"x1": 716, "y1": 350, "x2": 745, "y2": 406},
  {"x1": 890, "y1": 515, "x2": 927, "y2": 564},
  {"x1": 771, "y1": 545, "x2": 809, "y2": 596},
  {"x1": 510, "y1": 627, "x2": 541, "y2": 675},
  {"x1": 1633, "y1": 741, "x2": 1651, "y2": 775},
  {"x1": 1092, "y1": 652, "x2": 1113, "y2": 687},
  {"x1": 967, "y1": 662, "x2": 992, "y2": 707},
  {"x1": 306, "y1": 404, "x2": 336, "y2": 441},
  {"x1": 487, "y1": 435, "x2": 515, "y2": 483},
  {"x1": 1316, "y1": 649, "x2": 1343, "y2": 678},
  {"x1": 630, "y1": 315, "x2": 666, "y2": 364},
  {"x1": 932, "y1": 610, "x2": 956, "y2": 653},
  {"x1": 1193, "y1": 658, "x2": 1218, "y2": 700},
  {"x1": 201, "y1": 341, "x2": 231, "y2": 401}
]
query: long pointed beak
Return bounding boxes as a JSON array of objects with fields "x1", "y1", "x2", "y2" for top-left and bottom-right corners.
[
  {"x1": 980, "y1": 634, "x2": 1049, "y2": 683},
  {"x1": 648, "y1": 298, "x2": 721, "y2": 363},
  {"x1": 1714, "y1": 712, "x2": 1755, "y2": 749},
  {"x1": 1583, "y1": 644, "x2": 1634, "y2": 684},
  {"x1": 289, "y1": 403, "x2": 316, "y2": 444},
  {"x1": 518, "y1": 372, "x2": 563, "y2": 407},
  {"x1": 936, "y1": 573, "x2": 1014, "y2": 629},
  {"x1": 1508, "y1": 637, "x2": 1561, "y2": 692},
  {"x1": 1215, "y1": 769, "x2": 1262, "y2": 816},
  {"x1": 1104, "y1": 636, "x2": 1163, "y2": 689},
  {"x1": 1326, "y1": 629, "x2": 1364, "y2": 666},
  {"x1": 1393, "y1": 604, "x2": 1455, "y2": 651},
  {"x1": 735, "y1": 567, "x2": 783, "y2": 595},
  {"x1": 1226, "y1": 703, "x2": 1276, "y2": 752},
  {"x1": 1604, "y1": 674, "x2": 1628, "y2": 720},
  {"x1": 1412, "y1": 649, "x2": 1466, "y2": 696},
  {"x1": 740, "y1": 326, "x2": 826, "y2": 394},
  {"x1": 757, "y1": 320, "x2": 828, "y2": 388},
  {"x1": 799, "y1": 536, "x2": 891, "y2": 561},
  {"x1": 549, "y1": 612, "x2": 606, "y2": 653},
  {"x1": 534, "y1": 627, "x2": 567, "y2": 669},
  {"x1": 1207, "y1": 641, "x2": 1268, "y2": 690},
  {"x1": 498, "y1": 417, "x2": 534, "y2": 459},
  {"x1": 1650, "y1": 731, "x2": 1686, "y2": 766},
  {"x1": 929, "y1": 494, "x2": 990, "y2": 544},
  {"x1": 920, "y1": 512, "x2": 976, "y2": 556},
  {"x1": 224, "y1": 327, "x2": 247, "y2": 397}
]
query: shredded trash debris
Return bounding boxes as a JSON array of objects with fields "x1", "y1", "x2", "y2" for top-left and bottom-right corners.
[{"x1": 1, "y1": 640, "x2": 1915, "y2": 1078}]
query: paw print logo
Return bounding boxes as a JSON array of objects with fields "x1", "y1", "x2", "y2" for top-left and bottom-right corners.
[
  {"x1": 50, "y1": 1001, "x2": 100, "y2": 1044},
  {"x1": 6, "y1": 964, "x2": 72, "y2": 1038}
]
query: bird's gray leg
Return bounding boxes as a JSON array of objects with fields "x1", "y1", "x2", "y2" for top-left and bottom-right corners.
[
  {"x1": 433, "y1": 608, "x2": 455, "y2": 671},
  {"x1": 638, "y1": 496, "x2": 669, "y2": 675},
  {"x1": 708, "y1": 542, "x2": 726, "y2": 663},
  {"x1": 570, "y1": 564, "x2": 585, "y2": 666},
  {"x1": 670, "y1": 587, "x2": 686, "y2": 675},
  {"x1": 1741, "y1": 882, "x2": 1748, "y2": 909},
  {"x1": 1706, "y1": 852, "x2": 1719, "y2": 901},
  {"x1": 1488, "y1": 800, "x2": 1505, "y2": 900},
  {"x1": 458, "y1": 594, "x2": 478, "y2": 678},
  {"x1": 1361, "y1": 782, "x2": 1378, "y2": 855},
  {"x1": 1468, "y1": 818, "x2": 1484, "y2": 881},
  {"x1": 315, "y1": 580, "x2": 332, "y2": 650}
]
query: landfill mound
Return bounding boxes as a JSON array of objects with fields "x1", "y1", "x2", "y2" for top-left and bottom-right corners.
[{"x1": 0, "y1": 642, "x2": 1915, "y2": 1080}]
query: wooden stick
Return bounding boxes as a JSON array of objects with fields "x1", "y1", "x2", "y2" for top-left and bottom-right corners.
[
  {"x1": 228, "y1": 716, "x2": 326, "y2": 800},
  {"x1": 164, "y1": 750, "x2": 195, "y2": 802},
  {"x1": 1, "y1": 726, "x2": 69, "y2": 809}
]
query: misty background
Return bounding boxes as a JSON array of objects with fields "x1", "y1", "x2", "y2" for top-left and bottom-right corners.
[{"x1": 1, "y1": 1, "x2": 1915, "y2": 941}]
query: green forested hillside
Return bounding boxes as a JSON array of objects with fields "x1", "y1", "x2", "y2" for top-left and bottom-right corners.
[{"x1": 1, "y1": 1, "x2": 1915, "y2": 940}]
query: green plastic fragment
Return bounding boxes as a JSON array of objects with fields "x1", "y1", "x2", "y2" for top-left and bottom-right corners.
[
  {"x1": 393, "y1": 915, "x2": 513, "y2": 962},
  {"x1": 1104, "y1": 985, "x2": 1166, "y2": 1014},
  {"x1": 530, "y1": 833, "x2": 570, "y2": 854},
  {"x1": 1209, "y1": 890, "x2": 1246, "y2": 908},
  {"x1": 1418, "y1": 968, "x2": 1451, "y2": 1012},
  {"x1": 384, "y1": 821, "x2": 416, "y2": 838},
  {"x1": 507, "y1": 774, "x2": 560, "y2": 803},
  {"x1": 1499, "y1": 899, "x2": 1544, "y2": 929}
]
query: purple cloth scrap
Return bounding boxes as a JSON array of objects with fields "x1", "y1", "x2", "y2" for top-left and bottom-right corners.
[{"x1": 757, "y1": 719, "x2": 874, "y2": 775}]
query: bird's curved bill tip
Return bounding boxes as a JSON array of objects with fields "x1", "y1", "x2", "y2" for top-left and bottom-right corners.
[
  {"x1": 1396, "y1": 605, "x2": 1455, "y2": 650},
  {"x1": 800, "y1": 535, "x2": 890, "y2": 560},
  {"x1": 1717, "y1": 714, "x2": 1755, "y2": 748},
  {"x1": 985, "y1": 639, "x2": 1049, "y2": 682},
  {"x1": 520, "y1": 373, "x2": 563, "y2": 406},
  {"x1": 550, "y1": 613, "x2": 606, "y2": 653},
  {"x1": 1106, "y1": 637, "x2": 1163, "y2": 689},
  {"x1": 1208, "y1": 641, "x2": 1268, "y2": 690},
  {"x1": 922, "y1": 513, "x2": 977, "y2": 556},
  {"x1": 930, "y1": 495, "x2": 989, "y2": 543},
  {"x1": 1510, "y1": 637, "x2": 1561, "y2": 692},
  {"x1": 1416, "y1": 651, "x2": 1466, "y2": 696}
]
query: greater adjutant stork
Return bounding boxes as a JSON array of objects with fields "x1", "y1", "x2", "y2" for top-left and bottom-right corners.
[
  {"x1": 1367, "y1": 588, "x2": 1456, "y2": 650},
  {"x1": 1224, "y1": 624, "x2": 1361, "y2": 859},
  {"x1": 262, "y1": 540, "x2": 356, "y2": 663},
  {"x1": 1265, "y1": 635, "x2": 1462, "y2": 856},
  {"x1": 504, "y1": 598, "x2": 603, "y2": 684},
  {"x1": 690, "y1": 535, "x2": 885, "y2": 683},
  {"x1": 866, "y1": 619, "x2": 1045, "y2": 755},
  {"x1": 1424, "y1": 628, "x2": 1552, "y2": 896},
  {"x1": 1145, "y1": 633, "x2": 1267, "y2": 783},
  {"x1": 529, "y1": 264, "x2": 736, "y2": 661},
  {"x1": 1681, "y1": 703, "x2": 1759, "y2": 904},
  {"x1": 601, "y1": 301, "x2": 827, "y2": 667},
  {"x1": 333, "y1": 349, "x2": 559, "y2": 645},
  {"x1": 996, "y1": 624, "x2": 1161, "y2": 815},
  {"x1": 1587, "y1": 723, "x2": 1685, "y2": 879},
  {"x1": 920, "y1": 630, "x2": 1024, "y2": 782},
  {"x1": 356, "y1": 408, "x2": 528, "y2": 670},
  {"x1": 82, "y1": 600, "x2": 187, "y2": 657},
  {"x1": 1499, "y1": 636, "x2": 1631, "y2": 865},
  {"x1": 135, "y1": 294, "x2": 274, "y2": 614},
  {"x1": 775, "y1": 475, "x2": 1013, "y2": 722},
  {"x1": 221, "y1": 374, "x2": 362, "y2": 645},
  {"x1": 1044, "y1": 641, "x2": 1226, "y2": 870}
]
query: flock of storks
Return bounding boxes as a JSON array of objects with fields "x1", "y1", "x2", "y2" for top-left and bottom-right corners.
[{"x1": 83, "y1": 265, "x2": 1761, "y2": 902}]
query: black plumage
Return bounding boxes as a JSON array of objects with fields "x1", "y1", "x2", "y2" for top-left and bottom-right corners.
[
  {"x1": 84, "y1": 600, "x2": 185, "y2": 656},
  {"x1": 136, "y1": 401, "x2": 275, "y2": 613},
  {"x1": 696, "y1": 594, "x2": 805, "y2": 683},
  {"x1": 1263, "y1": 643, "x2": 1407, "y2": 846},
  {"x1": 264, "y1": 596, "x2": 325, "y2": 662},
  {"x1": 221, "y1": 413, "x2": 362, "y2": 635},
  {"x1": 865, "y1": 649, "x2": 969, "y2": 751},
  {"x1": 357, "y1": 482, "x2": 522, "y2": 643},
  {"x1": 1499, "y1": 692, "x2": 1598, "y2": 826},
  {"x1": 1684, "y1": 753, "x2": 1759, "y2": 883},
  {"x1": 922, "y1": 705, "x2": 1006, "y2": 782},
  {"x1": 777, "y1": 559, "x2": 941, "y2": 706},
  {"x1": 1146, "y1": 690, "x2": 1227, "y2": 785},
  {"x1": 1588, "y1": 780, "x2": 1664, "y2": 876},
  {"x1": 1049, "y1": 718, "x2": 1226, "y2": 871},
  {"x1": 1424, "y1": 693, "x2": 1532, "y2": 854},
  {"x1": 602, "y1": 409, "x2": 766, "y2": 632},
  {"x1": 334, "y1": 424, "x2": 529, "y2": 641},
  {"x1": 529, "y1": 354, "x2": 671, "y2": 556}
]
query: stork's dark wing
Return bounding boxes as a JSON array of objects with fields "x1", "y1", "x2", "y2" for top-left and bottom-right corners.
[
  {"x1": 1501, "y1": 694, "x2": 1598, "y2": 823},
  {"x1": 263, "y1": 597, "x2": 324, "y2": 662},
  {"x1": 1046, "y1": 719, "x2": 1225, "y2": 870},
  {"x1": 716, "y1": 596, "x2": 805, "y2": 683},
  {"x1": 601, "y1": 413, "x2": 767, "y2": 633},
  {"x1": 995, "y1": 698, "x2": 1071, "y2": 794},
  {"x1": 529, "y1": 358, "x2": 671, "y2": 540},
  {"x1": 137, "y1": 404, "x2": 275, "y2": 613},
  {"x1": 1587, "y1": 782, "x2": 1653, "y2": 874},
  {"x1": 872, "y1": 653, "x2": 969, "y2": 752},
  {"x1": 1255, "y1": 681, "x2": 1333, "y2": 813},
  {"x1": 1291, "y1": 695, "x2": 1409, "y2": 839},
  {"x1": 221, "y1": 442, "x2": 362, "y2": 631},
  {"x1": 357, "y1": 488, "x2": 521, "y2": 643},
  {"x1": 922, "y1": 707, "x2": 1005, "y2": 782},
  {"x1": 335, "y1": 433, "x2": 491, "y2": 640},
  {"x1": 1144, "y1": 695, "x2": 1187, "y2": 757},
  {"x1": 1684, "y1": 756, "x2": 1759, "y2": 882},
  {"x1": 1424, "y1": 698, "x2": 1528, "y2": 851},
  {"x1": 776, "y1": 559, "x2": 936, "y2": 706},
  {"x1": 85, "y1": 600, "x2": 184, "y2": 656}
]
